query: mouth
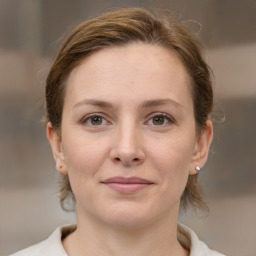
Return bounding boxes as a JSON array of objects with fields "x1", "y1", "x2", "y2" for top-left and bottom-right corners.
[{"x1": 101, "y1": 176, "x2": 154, "y2": 193}]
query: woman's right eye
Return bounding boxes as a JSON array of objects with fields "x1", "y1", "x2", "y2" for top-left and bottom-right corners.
[{"x1": 81, "y1": 114, "x2": 109, "y2": 126}]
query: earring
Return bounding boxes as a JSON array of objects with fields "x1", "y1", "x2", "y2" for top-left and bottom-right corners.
[{"x1": 195, "y1": 166, "x2": 201, "y2": 172}]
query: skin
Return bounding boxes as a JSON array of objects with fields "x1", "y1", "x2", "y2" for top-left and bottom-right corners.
[{"x1": 47, "y1": 43, "x2": 213, "y2": 256}]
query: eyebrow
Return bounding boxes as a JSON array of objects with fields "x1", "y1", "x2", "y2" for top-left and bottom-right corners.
[
  {"x1": 73, "y1": 98, "x2": 182, "y2": 110},
  {"x1": 73, "y1": 99, "x2": 113, "y2": 109},
  {"x1": 141, "y1": 99, "x2": 182, "y2": 109}
]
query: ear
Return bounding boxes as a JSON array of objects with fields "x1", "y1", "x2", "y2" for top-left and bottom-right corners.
[
  {"x1": 46, "y1": 122, "x2": 68, "y2": 175},
  {"x1": 189, "y1": 120, "x2": 213, "y2": 175}
]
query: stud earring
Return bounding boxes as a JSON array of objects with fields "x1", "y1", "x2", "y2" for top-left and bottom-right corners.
[{"x1": 195, "y1": 166, "x2": 201, "y2": 172}]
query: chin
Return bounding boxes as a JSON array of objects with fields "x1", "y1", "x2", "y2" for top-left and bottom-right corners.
[{"x1": 99, "y1": 202, "x2": 156, "y2": 230}]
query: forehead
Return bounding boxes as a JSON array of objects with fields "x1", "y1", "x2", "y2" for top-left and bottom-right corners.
[{"x1": 65, "y1": 43, "x2": 193, "y2": 108}]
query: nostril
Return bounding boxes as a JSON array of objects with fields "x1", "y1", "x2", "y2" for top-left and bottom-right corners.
[{"x1": 113, "y1": 157, "x2": 141, "y2": 165}]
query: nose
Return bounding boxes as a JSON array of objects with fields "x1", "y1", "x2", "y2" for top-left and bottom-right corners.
[{"x1": 110, "y1": 122, "x2": 145, "y2": 167}]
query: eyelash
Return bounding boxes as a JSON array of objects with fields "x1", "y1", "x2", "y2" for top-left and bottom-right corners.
[
  {"x1": 80, "y1": 113, "x2": 175, "y2": 127},
  {"x1": 145, "y1": 113, "x2": 175, "y2": 126},
  {"x1": 80, "y1": 113, "x2": 110, "y2": 126}
]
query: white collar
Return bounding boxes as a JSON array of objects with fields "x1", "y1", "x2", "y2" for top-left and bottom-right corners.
[{"x1": 11, "y1": 224, "x2": 225, "y2": 256}]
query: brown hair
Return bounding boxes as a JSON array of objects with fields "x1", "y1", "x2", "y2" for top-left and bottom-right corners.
[{"x1": 45, "y1": 7, "x2": 213, "y2": 211}]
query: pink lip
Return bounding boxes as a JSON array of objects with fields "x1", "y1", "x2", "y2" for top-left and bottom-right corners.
[{"x1": 101, "y1": 176, "x2": 153, "y2": 193}]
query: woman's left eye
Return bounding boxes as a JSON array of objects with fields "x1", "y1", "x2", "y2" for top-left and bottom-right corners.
[{"x1": 147, "y1": 114, "x2": 174, "y2": 126}]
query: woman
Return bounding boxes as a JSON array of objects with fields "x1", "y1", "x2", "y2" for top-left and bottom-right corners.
[{"x1": 12, "y1": 7, "x2": 225, "y2": 256}]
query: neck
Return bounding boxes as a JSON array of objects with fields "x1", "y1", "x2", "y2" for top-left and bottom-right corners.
[{"x1": 63, "y1": 208, "x2": 189, "y2": 256}]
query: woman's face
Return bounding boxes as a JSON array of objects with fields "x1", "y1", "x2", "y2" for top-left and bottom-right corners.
[{"x1": 48, "y1": 43, "x2": 212, "y2": 228}]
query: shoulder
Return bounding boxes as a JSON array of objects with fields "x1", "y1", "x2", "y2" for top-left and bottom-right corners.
[
  {"x1": 10, "y1": 225, "x2": 76, "y2": 256},
  {"x1": 178, "y1": 223, "x2": 226, "y2": 256}
]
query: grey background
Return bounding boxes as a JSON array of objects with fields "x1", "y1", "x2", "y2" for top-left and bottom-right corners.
[{"x1": 0, "y1": 0, "x2": 256, "y2": 255}]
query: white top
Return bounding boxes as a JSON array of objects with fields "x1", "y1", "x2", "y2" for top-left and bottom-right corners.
[{"x1": 10, "y1": 224, "x2": 225, "y2": 256}]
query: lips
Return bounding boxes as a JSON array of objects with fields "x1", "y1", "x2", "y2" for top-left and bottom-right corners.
[{"x1": 101, "y1": 176, "x2": 153, "y2": 193}]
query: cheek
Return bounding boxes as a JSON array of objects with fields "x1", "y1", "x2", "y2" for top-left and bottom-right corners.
[
  {"x1": 61, "y1": 131, "x2": 110, "y2": 183},
  {"x1": 147, "y1": 133, "x2": 195, "y2": 190},
  {"x1": 61, "y1": 134, "x2": 111, "y2": 208}
]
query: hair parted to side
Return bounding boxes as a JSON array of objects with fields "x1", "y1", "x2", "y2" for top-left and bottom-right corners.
[{"x1": 45, "y1": 7, "x2": 213, "y2": 212}]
